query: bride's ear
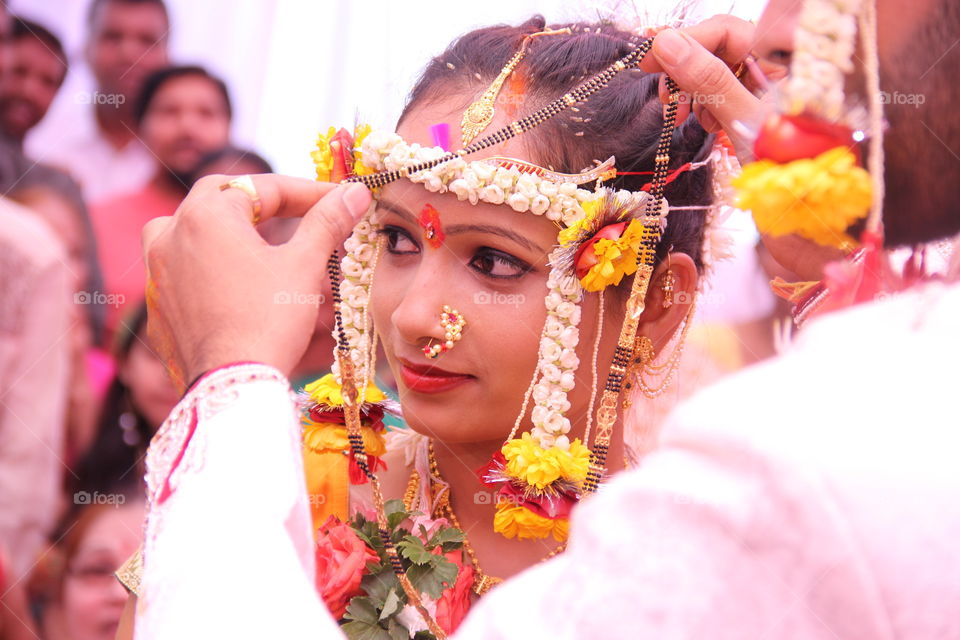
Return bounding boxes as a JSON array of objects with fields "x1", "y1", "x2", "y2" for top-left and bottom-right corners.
[{"x1": 635, "y1": 252, "x2": 698, "y2": 354}]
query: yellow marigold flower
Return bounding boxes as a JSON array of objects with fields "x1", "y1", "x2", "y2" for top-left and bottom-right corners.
[
  {"x1": 352, "y1": 123, "x2": 375, "y2": 177},
  {"x1": 733, "y1": 147, "x2": 871, "y2": 249},
  {"x1": 558, "y1": 198, "x2": 602, "y2": 246},
  {"x1": 501, "y1": 433, "x2": 590, "y2": 490},
  {"x1": 301, "y1": 422, "x2": 387, "y2": 457},
  {"x1": 493, "y1": 502, "x2": 568, "y2": 542},
  {"x1": 304, "y1": 373, "x2": 386, "y2": 407},
  {"x1": 579, "y1": 218, "x2": 646, "y2": 292},
  {"x1": 311, "y1": 127, "x2": 338, "y2": 183}
]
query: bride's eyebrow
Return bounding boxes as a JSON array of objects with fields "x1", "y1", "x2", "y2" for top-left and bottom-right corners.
[{"x1": 377, "y1": 197, "x2": 545, "y2": 254}]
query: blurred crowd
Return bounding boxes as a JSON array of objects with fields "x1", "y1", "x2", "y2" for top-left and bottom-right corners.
[{"x1": 0, "y1": 2, "x2": 323, "y2": 638}]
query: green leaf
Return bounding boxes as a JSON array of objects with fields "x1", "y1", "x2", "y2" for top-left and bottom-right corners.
[
  {"x1": 387, "y1": 618, "x2": 412, "y2": 640},
  {"x1": 427, "y1": 527, "x2": 465, "y2": 551},
  {"x1": 343, "y1": 597, "x2": 380, "y2": 625},
  {"x1": 407, "y1": 556, "x2": 459, "y2": 599},
  {"x1": 397, "y1": 535, "x2": 435, "y2": 566},
  {"x1": 379, "y1": 589, "x2": 402, "y2": 621},
  {"x1": 361, "y1": 569, "x2": 401, "y2": 605},
  {"x1": 341, "y1": 620, "x2": 393, "y2": 640}
]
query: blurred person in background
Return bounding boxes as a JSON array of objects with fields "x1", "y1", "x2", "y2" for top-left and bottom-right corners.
[
  {"x1": 10, "y1": 165, "x2": 113, "y2": 466},
  {"x1": 0, "y1": 17, "x2": 68, "y2": 150},
  {"x1": 28, "y1": 493, "x2": 145, "y2": 640},
  {"x1": 0, "y1": 2, "x2": 72, "y2": 595},
  {"x1": 26, "y1": 0, "x2": 170, "y2": 204},
  {"x1": 90, "y1": 64, "x2": 231, "y2": 342},
  {"x1": 188, "y1": 146, "x2": 345, "y2": 391},
  {"x1": 71, "y1": 303, "x2": 178, "y2": 498}
]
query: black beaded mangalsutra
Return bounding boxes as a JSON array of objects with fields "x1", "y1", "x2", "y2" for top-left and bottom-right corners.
[
  {"x1": 344, "y1": 38, "x2": 654, "y2": 191},
  {"x1": 329, "y1": 35, "x2": 684, "y2": 636}
]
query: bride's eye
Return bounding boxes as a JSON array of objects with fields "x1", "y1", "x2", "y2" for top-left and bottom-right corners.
[
  {"x1": 469, "y1": 248, "x2": 532, "y2": 280},
  {"x1": 377, "y1": 225, "x2": 419, "y2": 255}
]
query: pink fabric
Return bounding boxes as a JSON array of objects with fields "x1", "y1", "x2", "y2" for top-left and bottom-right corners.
[
  {"x1": 85, "y1": 347, "x2": 116, "y2": 401},
  {"x1": 90, "y1": 182, "x2": 182, "y2": 340},
  {"x1": 0, "y1": 199, "x2": 70, "y2": 581}
]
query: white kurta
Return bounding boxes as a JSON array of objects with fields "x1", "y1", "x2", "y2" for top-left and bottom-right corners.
[{"x1": 138, "y1": 281, "x2": 960, "y2": 639}]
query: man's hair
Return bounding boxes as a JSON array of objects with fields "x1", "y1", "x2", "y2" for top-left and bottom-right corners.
[
  {"x1": 10, "y1": 17, "x2": 68, "y2": 77},
  {"x1": 134, "y1": 65, "x2": 232, "y2": 125},
  {"x1": 880, "y1": 0, "x2": 960, "y2": 247},
  {"x1": 87, "y1": 0, "x2": 169, "y2": 29}
]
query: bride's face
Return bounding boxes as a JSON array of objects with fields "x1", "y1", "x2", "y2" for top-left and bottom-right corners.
[{"x1": 370, "y1": 98, "x2": 614, "y2": 444}]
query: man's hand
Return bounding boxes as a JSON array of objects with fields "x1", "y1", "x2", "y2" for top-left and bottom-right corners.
[
  {"x1": 641, "y1": 16, "x2": 771, "y2": 161},
  {"x1": 142, "y1": 175, "x2": 371, "y2": 387}
]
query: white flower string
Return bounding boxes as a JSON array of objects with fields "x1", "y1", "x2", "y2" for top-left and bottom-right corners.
[
  {"x1": 782, "y1": 0, "x2": 863, "y2": 121},
  {"x1": 360, "y1": 131, "x2": 609, "y2": 227},
  {"x1": 528, "y1": 266, "x2": 584, "y2": 450},
  {"x1": 331, "y1": 211, "x2": 379, "y2": 386}
]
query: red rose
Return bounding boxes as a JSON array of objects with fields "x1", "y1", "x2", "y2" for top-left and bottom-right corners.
[
  {"x1": 433, "y1": 549, "x2": 475, "y2": 634},
  {"x1": 314, "y1": 516, "x2": 379, "y2": 619}
]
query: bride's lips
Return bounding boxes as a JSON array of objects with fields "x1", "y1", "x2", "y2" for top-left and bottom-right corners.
[{"x1": 398, "y1": 358, "x2": 473, "y2": 394}]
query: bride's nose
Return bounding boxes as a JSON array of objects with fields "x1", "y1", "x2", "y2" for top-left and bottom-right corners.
[{"x1": 390, "y1": 255, "x2": 465, "y2": 351}]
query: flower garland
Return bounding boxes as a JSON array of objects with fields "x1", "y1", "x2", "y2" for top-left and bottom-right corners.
[
  {"x1": 314, "y1": 127, "x2": 672, "y2": 543},
  {"x1": 300, "y1": 373, "x2": 399, "y2": 528},
  {"x1": 314, "y1": 501, "x2": 474, "y2": 639},
  {"x1": 359, "y1": 130, "x2": 612, "y2": 226},
  {"x1": 734, "y1": 0, "x2": 872, "y2": 249}
]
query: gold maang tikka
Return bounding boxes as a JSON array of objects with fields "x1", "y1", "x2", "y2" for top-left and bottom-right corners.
[{"x1": 460, "y1": 27, "x2": 571, "y2": 146}]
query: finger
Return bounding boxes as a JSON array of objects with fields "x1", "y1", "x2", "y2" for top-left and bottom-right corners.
[
  {"x1": 141, "y1": 216, "x2": 173, "y2": 277},
  {"x1": 645, "y1": 29, "x2": 762, "y2": 133},
  {"x1": 289, "y1": 183, "x2": 372, "y2": 254},
  {"x1": 640, "y1": 15, "x2": 755, "y2": 74},
  {"x1": 181, "y1": 173, "x2": 339, "y2": 228},
  {"x1": 693, "y1": 103, "x2": 722, "y2": 133}
]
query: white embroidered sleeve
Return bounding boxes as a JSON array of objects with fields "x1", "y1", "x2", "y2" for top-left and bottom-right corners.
[{"x1": 136, "y1": 363, "x2": 345, "y2": 639}]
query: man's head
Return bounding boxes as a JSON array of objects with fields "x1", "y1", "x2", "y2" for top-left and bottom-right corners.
[
  {"x1": 135, "y1": 66, "x2": 231, "y2": 185},
  {"x1": 754, "y1": 0, "x2": 960, "y2": 247},
  {"x1": 86, "y1": 0, "x2": 169, "y2": 105},
  {"x1": 0, "y1": 18, "x2": 68, "y2": 143}
]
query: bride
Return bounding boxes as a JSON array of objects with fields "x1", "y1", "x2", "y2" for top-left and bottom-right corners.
[{"x1": 128, "y1": 15, "x2": 718, "y2": 639}]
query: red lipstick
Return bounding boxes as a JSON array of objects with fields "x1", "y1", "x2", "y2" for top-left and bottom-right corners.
[{"x1": 399, "y1": 358, "x2": 472, "y2": 394}]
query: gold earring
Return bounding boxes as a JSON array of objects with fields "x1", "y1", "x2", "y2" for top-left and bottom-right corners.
[
  {"x1": 660, "y1": 258, "x2": 676, "y2": 309},
  {"x1": 423, "y1": 305, "x2": 466, "y2": 359}
]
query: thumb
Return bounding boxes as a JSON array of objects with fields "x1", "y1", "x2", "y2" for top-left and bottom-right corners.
[
  {"x1": 650, "y1": 29, "x2": 760, "y2": 133},
  {"x1": 290, "y1": 183, "x2": 372, "y2": 253}
]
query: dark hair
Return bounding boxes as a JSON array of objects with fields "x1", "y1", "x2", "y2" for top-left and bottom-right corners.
[
  {"x1": 70, "y1": 303, "x2": 152, "y2": 498},
  {"x1": 87, "y1": 0, "x2": 168, "y2": 29},
  {"x1": 11, "y1": 16, "x2": 68, "y2": 77},
  {"x1": 878, "y1": 0, "x2": 960, "y2": 247},
  {"x1": 134, "y1": 64, "x2": 232, "y2": 126},
  {"x1": 10, "y1": 163, "x2": 106, "y2": 343},
  {"x1": 189, "y1": 145, "x2": 274, "y2": 185},
  {"x1": 400, "y1": 16, "x2": 713, "y2": 270}
]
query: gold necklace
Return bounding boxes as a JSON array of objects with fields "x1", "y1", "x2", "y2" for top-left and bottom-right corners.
[{"x1": 413, "y1": 440, "x2": 566, "y2": 596}]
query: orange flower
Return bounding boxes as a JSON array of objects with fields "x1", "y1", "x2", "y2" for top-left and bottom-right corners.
[
  {"x1": 434, "y1": 549, "x2": 475, "y2": 634},
  {"x1": 313, "y1": 516, "x2": 379, "y2": 619}
]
